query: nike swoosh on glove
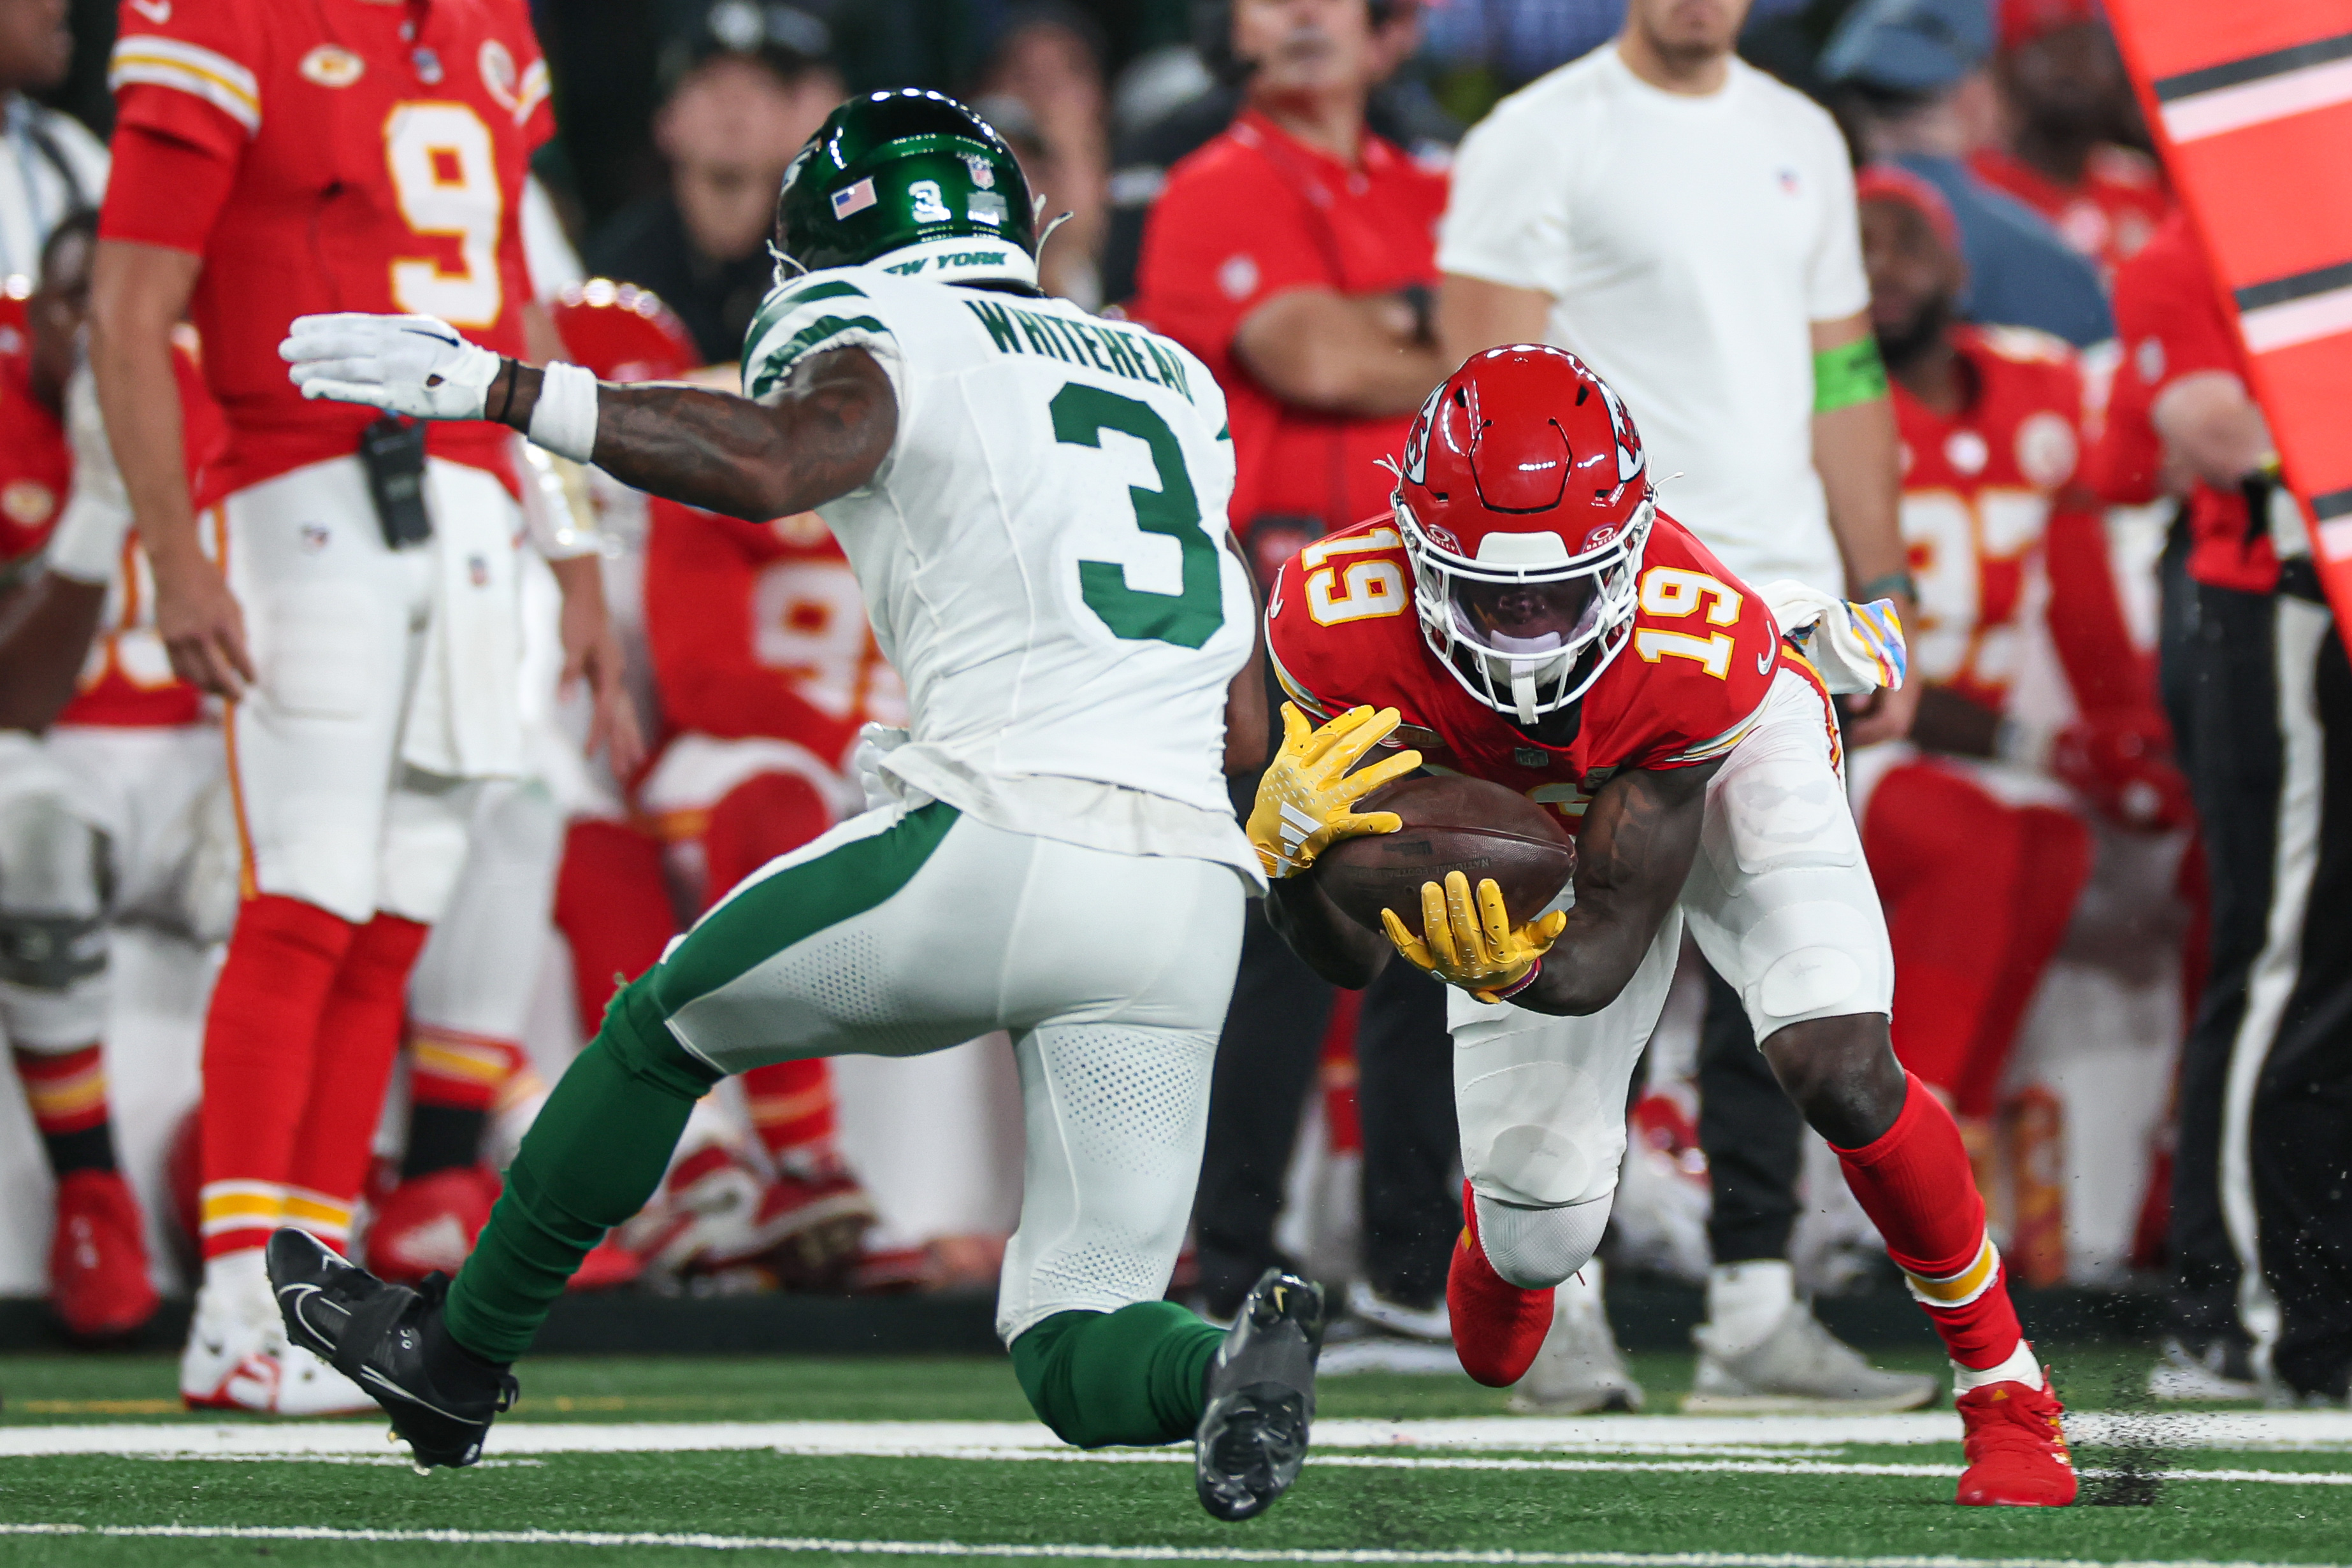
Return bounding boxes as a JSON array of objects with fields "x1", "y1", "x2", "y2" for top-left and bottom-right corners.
[{"x1": 280, "y1": 313, "x2": 504, "y2": 421}]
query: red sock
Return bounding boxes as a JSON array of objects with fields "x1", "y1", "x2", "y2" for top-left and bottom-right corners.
[
  {"x1": 409, "y1": 1026, "x2": 525, "y2": 1114},
  {"x1": 13, "y1": 1044, "x2": 115, "y2": 1173},
  {"x1": 1833, "y1": 1073, "x2": 2024, "y2": 1370},
  {"x1": 283, "y1": 915, "x2": 429, "y2": 1253},
  {"x1": 198, "y1": 896, "x2": 355, "y2": 1260},
  {"x1": 1446, "y1": 1182, "x2": 1555, "y2": 1387},
  {"x1": 741, "y1": 1058, "x2": 842, "y2": 1175},
  {"x1": 553, "y1": 819, "x2": 677, "y2": 1037},
  {"x1": 702, "y1": 772, "x2": 833, "y2": 896}
]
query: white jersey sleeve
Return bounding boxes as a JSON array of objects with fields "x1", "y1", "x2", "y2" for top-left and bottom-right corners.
[{"x1": 739, "y1": 268, "x2": 1258, "y2": 885}]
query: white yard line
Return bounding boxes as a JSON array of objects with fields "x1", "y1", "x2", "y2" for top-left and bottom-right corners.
[
  {"x1": 0, "y1": 1420, "x2": 2345, "y2": 1485},
  {"x1": 0, "y1": 1526, "x2": 2341, "y2": 1568},
  {"x1": 5, "y1": 1413, "x2": 2352, "y2": 1458}
]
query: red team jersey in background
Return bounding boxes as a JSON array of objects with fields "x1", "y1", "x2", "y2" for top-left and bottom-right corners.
[
  {"x1": 101, "y1": 0, "x2": 552, "y2": 495},
  {"x1": 642, "y1": 502, "x2": 907, "y2": 775},
  {"x1": 1266, "y1": 512, "x2": 1799, "y2": 834},
  {"x1": 1134, "y1": 112, "x2": 1447, "y2": 544},
  {"x1": 0, "y1": 296, "x2": 70, "y2": 566},
  {"x1": 1894, "y1": 325, "x2": 2091, "y2": 711},
  {"x1": 1968, "y1": 145, "x2": 2171, "y2": 282},
  {"x1": 2107, "y1": 210, "x2": 2275, "y2": 595},
  {"x1": 0, "y1": 296, "x2": 227, "y2": 727}
]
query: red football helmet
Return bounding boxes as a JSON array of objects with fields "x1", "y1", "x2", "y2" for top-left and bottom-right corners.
[
  {"x1": 550, "y1": 279, "x2": 700, "y2": 383},
  {"x1": 1392, "y1": 345, "x2": 1656, "y2": 724}
]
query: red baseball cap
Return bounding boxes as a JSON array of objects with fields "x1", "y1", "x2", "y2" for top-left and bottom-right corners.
[{"x1": 1855, "y1": 164, "x2": 1963, "y2": 255}]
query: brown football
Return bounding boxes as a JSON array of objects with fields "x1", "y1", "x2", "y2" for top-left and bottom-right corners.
[{"x1": 1314, "y1": 774, "x2": 1577, "y2": 935}]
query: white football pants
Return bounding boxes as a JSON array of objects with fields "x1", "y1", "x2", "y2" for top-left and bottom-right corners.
[
  {"x1": 1453, "y1": 668, "x2": 1894, "y2": 1286},
  {"x1": 644, "y1": 798, "x2": 1246, "y2": 1342},
  {"x1": 221, "y1": 456, "x2": 520, "y2": 925}
]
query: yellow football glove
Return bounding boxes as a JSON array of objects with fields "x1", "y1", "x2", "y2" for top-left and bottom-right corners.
[
  {"x1": 1246, "y1": 702, "x2": 1424, "y2": 879},
  {"x1": 1382, "y1": 871, "x2": 1569, "y2": 1004}
]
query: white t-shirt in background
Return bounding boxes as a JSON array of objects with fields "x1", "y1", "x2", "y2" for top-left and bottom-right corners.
[{"x1": 1438, "y1": 46, "x2": 1869, "y2": 597}]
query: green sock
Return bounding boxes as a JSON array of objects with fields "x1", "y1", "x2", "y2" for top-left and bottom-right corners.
[
  {"x1": 1010, "y1": 1302, "x2": 1225, "y2": 1448},
  {"x1": 443, "y1": 979, "x2": 719, "y2": 1362}
]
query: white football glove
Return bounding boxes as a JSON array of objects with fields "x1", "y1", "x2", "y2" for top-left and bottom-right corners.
[
  {"x1": 280, "y1": 312, "x2": 504, "y2": 421},
  {"x1": 45, "y1": 363, "x2": 133, "y2": 585}
]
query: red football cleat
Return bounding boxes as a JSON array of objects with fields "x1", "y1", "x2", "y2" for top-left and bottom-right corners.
[
  {"x1": 1956, "y1": 1370, "x2": 2078, "y2": 1506},
  {"x1": 50, "y1": 1170, "x2": 160, "y2": 1341},
  {"x1": 1445, "y1": 1181, "x2": 1554, "y2": 1387},
  {"x1": 366, "y1": 1167, "x2": 500, "y2": 1286}
]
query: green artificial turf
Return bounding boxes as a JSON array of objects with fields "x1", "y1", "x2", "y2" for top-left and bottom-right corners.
[
  {"x1": 0, "y1": 1349, "x2": 2338, "y2": 1566},
  {"x1": 0, "y1": 1343, "x2": 2191, "y2": 1423}
]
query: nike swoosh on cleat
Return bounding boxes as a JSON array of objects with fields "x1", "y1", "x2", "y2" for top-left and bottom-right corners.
[
  {"x1": 1757, "y1": 648, "x2": 1773, "y2": 673},
  {"x1": 358, "y1": 1365, "x2": 472, "y2": 1427}
]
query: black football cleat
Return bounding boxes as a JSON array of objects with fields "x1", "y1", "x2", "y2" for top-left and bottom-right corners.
[
  {"x1": 265, "y1": 1227, "x2": 516, "y2": 1469},
  {"x1": 1195, "y1": 1268, "x2": 1324, "y2": 1521}
]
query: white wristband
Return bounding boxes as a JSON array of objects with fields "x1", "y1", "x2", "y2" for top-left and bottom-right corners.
[{"x1": 527, "y1": 361, "x2": 599, "y2": 463}]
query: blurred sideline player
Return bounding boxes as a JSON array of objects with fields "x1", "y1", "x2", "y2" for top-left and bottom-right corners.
[
  {"x1": 272, "y1": 91, "x2": 1326, "y2": 1521},
  {"x1": 0, "y1": 213, "x2": 227, "y2": 1339},
  {"x1": 1969, "y1": 0, "x2": 2169, "y2": 284},
  {"x1": 89, "y1": 0, "x2": 631, "y2": 1411},
  {"x1": 1257, "y1": 347, "x2": 2076, "y2": 1507},
  {"x1": 1852, "y1": 168, "x2": 2185, "y2": 1139},
  {"x1": 2105, "y1": 212, "x2": 2352, "y2": 1407},
  {"x1": 378, "y1": 282, "x2": 884, "y2": 1290}
]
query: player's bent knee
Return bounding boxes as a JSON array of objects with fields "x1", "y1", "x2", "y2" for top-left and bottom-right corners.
[
  {"x1": 1010, "y1": 1302, "x2": 1215, "y2": 1449},
  {"x1": 1759, "y1": 1014, "x2": 1907, "y2": 1148},
  {"x1": 1473, "y1": 1192, "x2": 1613, "y2": 1290},
  {"x1": 600, "y1": 979, "x2": 723, "y2": 1101}
]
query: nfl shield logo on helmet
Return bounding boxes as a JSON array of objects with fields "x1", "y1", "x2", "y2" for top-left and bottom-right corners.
[{"x1": 832, "y1": 178, "x2": 879, "y2": 219}]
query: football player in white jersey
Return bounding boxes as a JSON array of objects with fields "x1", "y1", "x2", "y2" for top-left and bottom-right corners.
[{"x1": 265, "y1": 90, "x2": 1320, "y2": 1522}]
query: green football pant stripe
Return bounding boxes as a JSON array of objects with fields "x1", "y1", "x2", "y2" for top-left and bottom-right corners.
[
  {"x1": 1011, "y1": 1303, "x2": 1223, "y2": 1448},
  {"x1": 443, "y1": 802, "x2": 960, "y2": 1363}
]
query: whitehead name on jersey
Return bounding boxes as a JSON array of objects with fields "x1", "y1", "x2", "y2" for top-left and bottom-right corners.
[{"x1": 738, "y1": 267, "x2": 1261, "y2": 883}]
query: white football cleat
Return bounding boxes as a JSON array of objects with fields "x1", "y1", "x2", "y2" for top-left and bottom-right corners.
[
  {"x1": 180, "y1": 1279, "x2": 280, "y2": 1413},
  {"x1": 1508, "y1": 1263, "x2": 1644, "y2": 1413},
  {"x1": 1683, "y1": 1302, "x2": 1937, "y2": 1413}
]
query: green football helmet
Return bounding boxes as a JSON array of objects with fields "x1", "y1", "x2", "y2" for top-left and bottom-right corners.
[{"x1": 773, "y1": 89, "x2": 1041, "y2": 290}]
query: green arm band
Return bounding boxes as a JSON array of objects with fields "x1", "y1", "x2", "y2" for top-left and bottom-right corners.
[{"x1": 1812, "y1": 337, "x2": 1890, "y2": 414}]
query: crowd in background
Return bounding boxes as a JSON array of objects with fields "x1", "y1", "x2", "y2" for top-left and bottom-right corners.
[{"x1": 2, "y1": 0, "x2": 2337, "y2": 1409}]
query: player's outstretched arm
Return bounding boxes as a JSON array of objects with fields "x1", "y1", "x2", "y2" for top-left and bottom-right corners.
[
  {"x1": 280, "y1": 315, "x2": 895, "y2": 522},
  {"x1": 1506, "y1": 759, "x2": 1719, "y2": 1018}
]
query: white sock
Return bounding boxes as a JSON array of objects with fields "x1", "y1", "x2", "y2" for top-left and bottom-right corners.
[
  {"x1": 1954, "y1": 1338, "x2": 2042, "y2": 1393},
  {"x1": 1705, "y1": 1259, "x2": 1794, "y2": 1356},
  {"x1": 201, "y1": 1247, "x2": 270, "y2": 1320}
]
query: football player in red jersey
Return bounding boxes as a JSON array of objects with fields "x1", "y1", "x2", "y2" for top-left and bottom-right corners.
[
  {"x1": 1970, "y1": 0, "x2": 2170, "y2": 284},
  {"x1": 0, "y1": 212, "x2": 226, "y2": 1341},
  {"x1": 86, "y1": 0, "x2": 630, "y2": 1411},
  {"x1": 1253, "y1": 346, "x2": 2075, "y2": 1508},
  {"x1": 1852, "y1": 166, "x2": 2184, "y2": 1136}
]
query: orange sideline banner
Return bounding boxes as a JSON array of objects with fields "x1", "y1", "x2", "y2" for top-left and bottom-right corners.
[{"x1": 2104, "y1": 1, "x2": 2352, "y2": 634}]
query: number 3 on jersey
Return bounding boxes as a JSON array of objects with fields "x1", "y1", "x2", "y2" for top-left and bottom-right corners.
[
  {"x1": 1052, "y1": 383, "x2": 1224, "y2": 649},
  {"x1": 384, "y1": 103, "x2": 503, "y2": 328}
]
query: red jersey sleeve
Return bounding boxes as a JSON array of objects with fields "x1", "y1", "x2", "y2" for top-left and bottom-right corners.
[
  {"x1": 2112, "y1": 212, "x2": 2244, "y2": 401},
  {"x1": 106, "y1": 0, "x2": 261, "y2": 157},
  {"x1": 1132, "y1": 140, "x2": 1331, "y2": 366},
  {"x1": 644, "y1": 500, "x2": 863, "y2": 765}
]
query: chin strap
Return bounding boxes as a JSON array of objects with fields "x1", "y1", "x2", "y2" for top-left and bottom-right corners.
[{"x1": 1510, "y1": 670, "x2": 1541, "y2": 726}]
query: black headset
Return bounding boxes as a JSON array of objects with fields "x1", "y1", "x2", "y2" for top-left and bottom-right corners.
[{"x1": 1192, "y1": 0, "x2": 1401, "y2": 86}]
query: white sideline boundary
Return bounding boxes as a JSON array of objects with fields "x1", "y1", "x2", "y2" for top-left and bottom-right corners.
[
  {"x1": 6, "y1": 1412, "x2": 2352, "y2": 1458},
  {"x1": 0, "y1": 1527, "x2": 2342, "y2": 1568}
]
